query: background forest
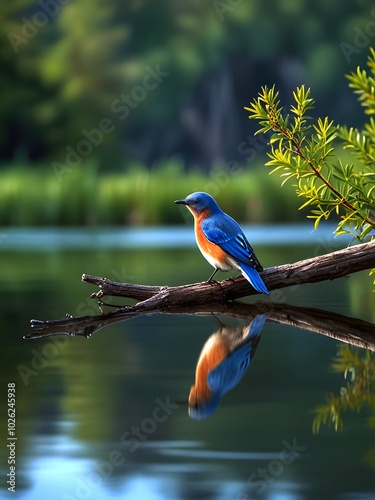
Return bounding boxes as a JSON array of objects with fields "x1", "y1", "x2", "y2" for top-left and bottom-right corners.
[{"x1": 1, "y1": 0, "x2": 374, "y2": 225}]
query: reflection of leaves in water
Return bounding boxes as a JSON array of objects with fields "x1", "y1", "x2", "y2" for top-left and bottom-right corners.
[{"x1": 313, "y1": 346, "x2": 375, "y2": 434}]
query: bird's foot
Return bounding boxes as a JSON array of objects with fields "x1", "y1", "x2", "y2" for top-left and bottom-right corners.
[{"x1": 206, "y1": 279, "x2": 220, "y2": 286}]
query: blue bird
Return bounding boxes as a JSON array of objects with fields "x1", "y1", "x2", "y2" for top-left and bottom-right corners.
[
  {"x1": 175, "y1": 192, "x2": 269, "y2": 294},
  {"x1": 188, "y1": 314, "x2": 267, "y2": 420}
]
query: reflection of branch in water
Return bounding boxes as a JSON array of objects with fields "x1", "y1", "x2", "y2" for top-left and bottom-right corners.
[
  {"x1": 262, "y1": 303, "x2": 375, "y2": 352},
  {"x1": 188, "y1": 315, "x2": 266, "y2": 420},
  {"x1": 26, "y1": 289, "x2": 375, "y2": 427},
  {"x1": 26, "y1": 301, "x2": 375, "y2": 353},
  {"x1": 313, "y1": 345, "x2": 375, "y2": 433}
]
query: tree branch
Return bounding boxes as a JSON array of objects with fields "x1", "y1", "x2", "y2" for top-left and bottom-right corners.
[
  {"x1": 82, "y1": 239, "x2": 375, "y2": 305},
  {"x1": 25, "y1": 240, "x2": 375, "y2": 351}
]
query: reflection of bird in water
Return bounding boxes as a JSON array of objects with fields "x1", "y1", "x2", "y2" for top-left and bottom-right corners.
[{"x1": 188, "y1": 314, "x2": 267, "y2": 420}]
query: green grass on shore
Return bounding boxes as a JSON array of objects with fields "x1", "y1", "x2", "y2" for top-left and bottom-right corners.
[{"x1": 0, "y1": 160, "x2": 304, "y2": 226}]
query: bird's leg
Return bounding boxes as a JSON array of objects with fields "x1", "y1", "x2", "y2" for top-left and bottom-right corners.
[
  {"x1": 212, "y1": 314, "x2": 227, "y2": 329},
  {"x1": 207, "y1": 268, "x2": 219, "y2": 283}
]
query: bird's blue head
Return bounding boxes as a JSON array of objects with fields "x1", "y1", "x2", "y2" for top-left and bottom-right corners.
[
  {"x1": 175, "y1": 192, "x2": 220, "y2": 215},
  {"x1": 188, "y1": 392, "x2": 221, "y2": 420}
]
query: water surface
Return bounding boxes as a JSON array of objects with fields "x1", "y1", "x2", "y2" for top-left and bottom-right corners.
[{"x1": 0, "y1": 226, "x2": 374, "y2": 500}]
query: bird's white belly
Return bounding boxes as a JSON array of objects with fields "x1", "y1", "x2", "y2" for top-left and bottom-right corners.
[{"x1": 196, "y1": 237, "x2": 238, "y2": 272}]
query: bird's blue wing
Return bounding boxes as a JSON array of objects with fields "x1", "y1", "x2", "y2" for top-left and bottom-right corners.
[
  {"x1": 207, "y1": 315, "x2": 267, "y2": 395},
  {"x1": 207, "y1": 343, "x2": 252, "y2": 395},
  {"x1": 201, "y1": 214, "x2": 262, "y2": 269}
]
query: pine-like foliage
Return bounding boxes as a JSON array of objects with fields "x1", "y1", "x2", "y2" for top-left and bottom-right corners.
[{"x1": 244, "y1": 49, "x2": 375, "y2": 247}]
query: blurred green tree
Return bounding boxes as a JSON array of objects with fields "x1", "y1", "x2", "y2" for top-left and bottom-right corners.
[{"x1": 1, "y1": 1, "x2": 374, "y2": 169}]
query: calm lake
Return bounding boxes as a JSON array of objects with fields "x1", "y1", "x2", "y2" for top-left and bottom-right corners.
[{"x1": 1, "y1": 226, "x2": 374, "y2": 500}]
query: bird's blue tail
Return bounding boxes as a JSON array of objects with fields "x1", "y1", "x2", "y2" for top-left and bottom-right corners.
[
  {"x1": 239, "y1": 263, "x2": 269, "y2": 294},
  {"x1": 247, "y1": 314, "x2": 268, "y2": 338}
]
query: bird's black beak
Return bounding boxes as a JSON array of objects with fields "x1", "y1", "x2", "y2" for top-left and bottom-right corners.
[
  {"x1": 174, "y1": 199, "x2": 188, "y2": 205},
  {"x1": 174, "y1": 399, "x2": 188, "y2": 406}
]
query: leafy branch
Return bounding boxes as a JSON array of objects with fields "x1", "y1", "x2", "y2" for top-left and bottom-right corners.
[
  {"x1": 244, "y1": 50, "x2": 375, "y2": 242},
  {"x1": 312, "y1": 346, "x2": 375, "y2": 434}
]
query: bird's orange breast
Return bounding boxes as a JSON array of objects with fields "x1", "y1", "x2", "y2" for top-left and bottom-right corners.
[
  {"x1": 189, "y1": 334, "x2": 229, "y2": 405},
  {"x1": 194, "y1": 211, "x2": 229, "y2": 267}
]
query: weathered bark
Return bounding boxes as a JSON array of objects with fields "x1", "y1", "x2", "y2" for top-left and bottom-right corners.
[
  {"x1": 82, "y1": 239, "x2": 375, "y2": 305},
  {"x1": 25, "y1": 239, "x2": 375, "y2": 349}
]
